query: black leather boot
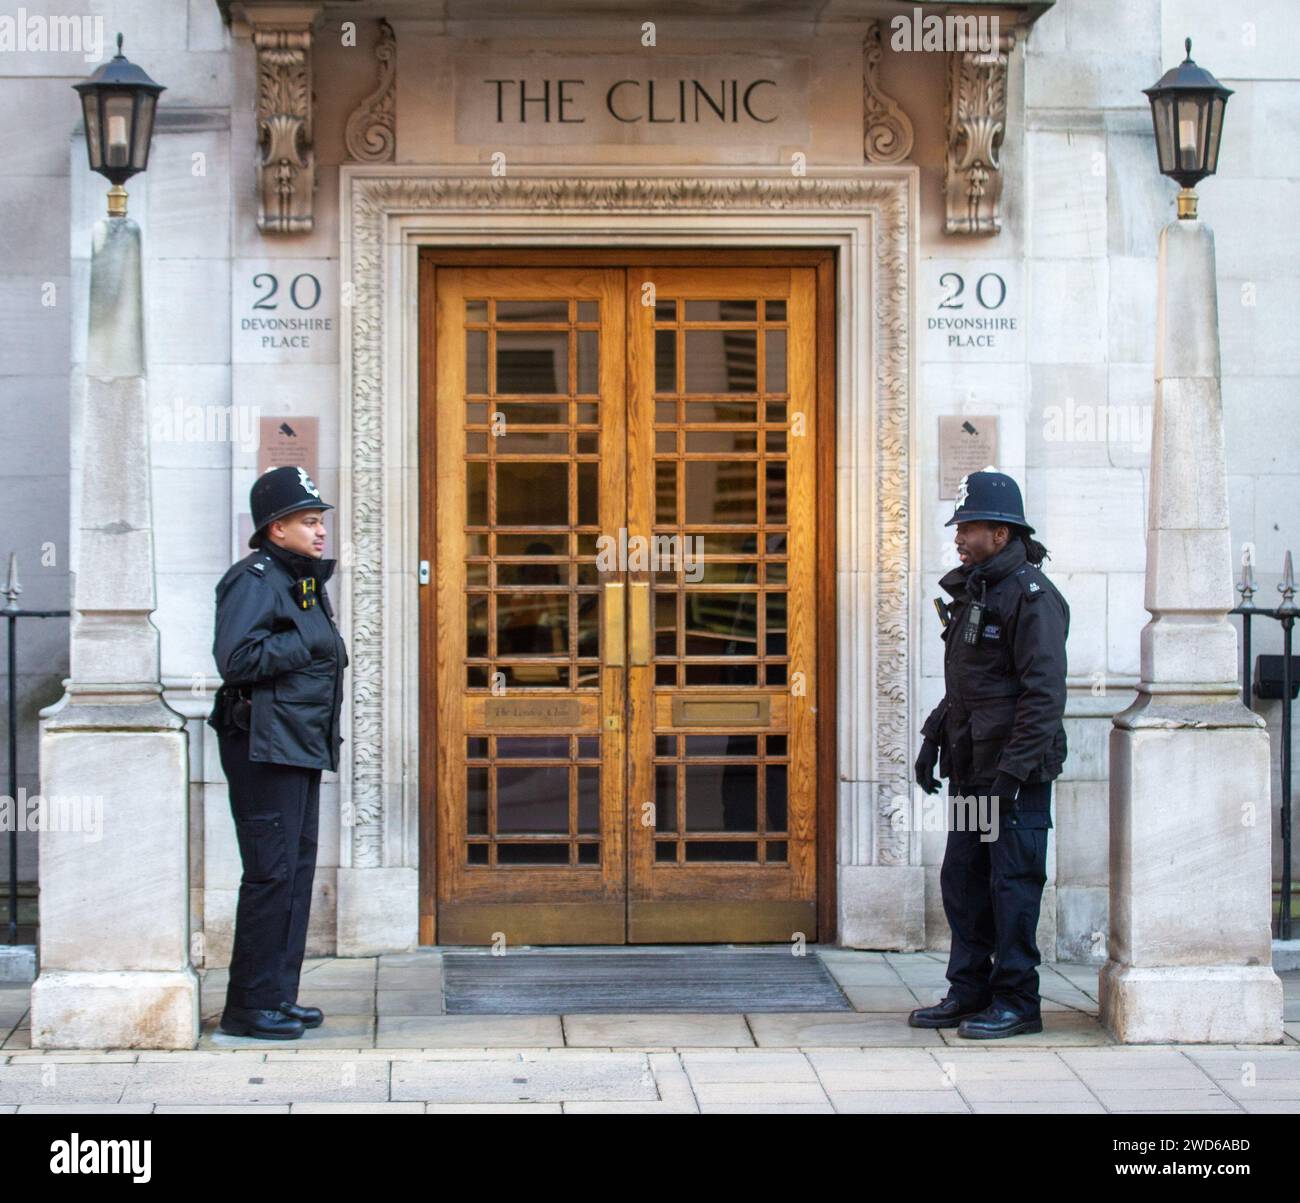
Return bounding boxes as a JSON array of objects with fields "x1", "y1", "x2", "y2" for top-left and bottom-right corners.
[
  {"x1": 908, "y1": 995, "x2": 992, "y2": 1028},
  {"x1": 219, "y1": 1006, "x2": 305, "y2": 1040},
  {"x1": 956, "y1": 1005, "x2": 1044, "y2": 1039},
  {"x1": 279, "y1": 1000, "x2": 324, "y2": 1028}
]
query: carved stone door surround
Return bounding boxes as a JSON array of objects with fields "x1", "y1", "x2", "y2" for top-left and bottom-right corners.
[{"x1": 335, "y1": 165, "x2": 919, "y2": 951}]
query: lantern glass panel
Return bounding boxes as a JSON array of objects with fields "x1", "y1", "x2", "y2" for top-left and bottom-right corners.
[
  {"x1": 1175, "y1": 96, "x2": 1190, "y2": 174},
  {"x1": 103, "y1": 92, "x2": 133, "y2": 168},
  {"x1": 80, "y1": 93, "x2": 102, "y2": 170},
  {"x1": 131, "y1": 92, "x2": 156, "y2": 170},
  {"x1": 1152, "y1": 96, "x2": 1176, "y2": 176},
  {"x1": 1193, "y1": 94, "x2": 1211, "y2": 170},
  {"x1": 1205, "y1": 94, "x2": 1225, "y2": 173}
]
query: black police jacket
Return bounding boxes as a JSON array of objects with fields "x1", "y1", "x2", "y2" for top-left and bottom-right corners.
[
  {"x1": 207, "y1": 540, "x2": 348, "y2": 771},
  {"x1": 921, "y1": 539, "x2": 1069, "y2": 791}
]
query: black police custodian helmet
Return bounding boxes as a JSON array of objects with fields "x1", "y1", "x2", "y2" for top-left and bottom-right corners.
[
  {"x1": 945, "y1": 466, "x2": 1035, "y2": 535},
  {"x1": 249, "y1": 465, "x2": 334, "y2": 548}
]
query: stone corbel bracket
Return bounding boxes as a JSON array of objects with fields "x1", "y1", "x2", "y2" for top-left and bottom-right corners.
[
  {"x1": 862, "y1": 21, "x2": 914, "y2": 165},
  {"x1": 945, "y1": 29, "x2": 1016, "y2": 235},
  {"x1": 344, "y1": 19, "x2": 397, "y2": 163},
  {"x1": 246, "y1": 5, "x2": 322, "y2": 233}
]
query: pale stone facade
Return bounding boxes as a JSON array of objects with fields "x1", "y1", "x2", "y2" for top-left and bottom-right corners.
[{"x1": 2, "y1": 0, "x2": 1296, "y2": 971}]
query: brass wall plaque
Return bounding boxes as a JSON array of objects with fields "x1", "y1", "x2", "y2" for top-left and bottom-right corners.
[
  {"x1": 482, "y1": 697, "x2": 581, "y2": 728},
  {"x1": 938, "y1": 415, "x2": 998, "y2": 500},
  {"x1": 259, "y1": 415, "x2": 319, "y2": 478},
  {"x1": 670, "y1": 695, "x2": 772, "y2": 727}
]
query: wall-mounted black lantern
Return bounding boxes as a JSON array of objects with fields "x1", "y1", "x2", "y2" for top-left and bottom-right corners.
[
  {"x1": 72, "y1": 33, "x2": 166, "y2": 218},
  {"x1": 1142, "y1": 38, "x2": 1232, "y2": 219}
]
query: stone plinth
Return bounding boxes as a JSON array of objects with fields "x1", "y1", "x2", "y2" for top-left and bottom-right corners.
[
  {"x1": 1101, "y1": 219, "x2": 1283, "y2": 1044},
  {"x1": 31, "y1": 216, "x2": 197, "y2": 1049}
]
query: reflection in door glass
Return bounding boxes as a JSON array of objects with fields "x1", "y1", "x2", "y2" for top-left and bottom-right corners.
[
  {"x1": 466, "y1": 462, "x2": 487, "y2": 527},
  {"x1": 684, "y1": 300, "x2": 758, "y2": 321},
  {"x1": 655, "y1": 764, "x2": 677, "y2": 833},
  {"x1": 766, "y1": 764, "x2": 788, "y2": 832},
  {"x1": 496, "y1": 300, "x2": 568, "y2": 321},
  {"x1": 578, "y1": 766, "x2": 600, "y2": 833},
  {"x1": 654, "y1": 329, "x2": 676, "y2": 392},
  {"x1": 496, "y1": 593, "x2": 569, "y2": 656},
  {"x1": 685, "y1": 329, "x2": 757, "y2": 393},
  {"x1": 764, "y1": 328, "x2": 787, "y2": 393},
  {"x1": 496, "y1": 463, "x2": 567, "y2": 526},
  {"x1": 467, "y1": 330, "x2": 487, "y2": 392},
  {"x1": 685, "y1": 762, "x2": 757, "y2": 833},
  {"x1": 577, "y1": 330, "x2": 598, "y2": 393},
  {"x1": 684, "y1": 592, "x2": 757, "y2": 655},
  {"x1": 497, "y1": 765, "x2": 569, "y2": 833},
  {"x1": 466, "y1": 766, "x2": 488, "y2": 834},
  {"x1": 496, "y1": 330, "x2": 568, "y2": 393},
  {"x1": 684, "y1": 461, "x2": 758, "y2": 525}
]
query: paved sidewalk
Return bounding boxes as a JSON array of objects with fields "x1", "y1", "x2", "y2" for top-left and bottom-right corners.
[{"x1": 2, "y1": 951, "x2": 1297, "y2": 1113}]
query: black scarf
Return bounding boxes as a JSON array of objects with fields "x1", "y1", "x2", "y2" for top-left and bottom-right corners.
[
  {"x1": 262, "y1": 538, "x2": 336, "y2": 588},
  {"x1": 939, "y1": 537, "x2": 1027, "y2": 601}
]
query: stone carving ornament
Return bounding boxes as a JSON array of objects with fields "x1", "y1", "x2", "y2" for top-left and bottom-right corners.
[
  {"x1": 862, "y1": 20, "x2": 914, "y2": 165},
  {"x1": 944, "y1": 29, "x2": 1015, "y2": 235},
  {"x1": 344, "y1": 19, "x2": 396, "y2": 163},
  {"x1": 253, "y1": 24, "x2": 316, "y2": 232}
]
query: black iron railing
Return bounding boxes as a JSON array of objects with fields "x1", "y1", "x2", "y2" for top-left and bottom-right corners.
[
  {"x1": 3, "y1": 553, "x2": 69, "y2": 944},
  {"x1": 1232, "y1": 550, "x2": 1296, "y2": 942}
]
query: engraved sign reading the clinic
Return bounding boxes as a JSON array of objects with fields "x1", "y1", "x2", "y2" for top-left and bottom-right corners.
[
  {"x1": 455, "y1": 54, "x2": 809, "y2": 146},
  {"x1": 939, "y1": 416, "x2": 999, "y2": 500},
  {"x1": 923, "y1": 260, "x2": 1023, "y2": 363},
  {"x1": 234, "y1": 259, "x2": 338, "y2": 364},
  {"x1": 484, "y1": 698, "x2": 582, "y2": 728}
]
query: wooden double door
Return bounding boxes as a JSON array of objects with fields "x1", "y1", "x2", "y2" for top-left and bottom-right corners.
[{"x1": 420, "y1": 253, "x2": 833, "y2": 944}]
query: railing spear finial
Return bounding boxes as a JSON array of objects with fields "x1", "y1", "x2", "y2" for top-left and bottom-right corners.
[
  {"x1": 1279, "y1": 550, "x2": 1296, "y2": 614},
  {"x1": 2, "y1": 552, "x2": 20, "y2": 613},
  {"x1": 1238, "y1": 548, "x2": 1256, "y2": 606}
]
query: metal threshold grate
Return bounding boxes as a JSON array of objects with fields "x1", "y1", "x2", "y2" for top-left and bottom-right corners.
[{"x1": 441, "y1": 947, "x2": 853, "y2": 1014}]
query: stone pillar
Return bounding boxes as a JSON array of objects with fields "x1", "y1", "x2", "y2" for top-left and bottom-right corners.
[
  {"x1": 1100, "y1": 219, "x2": 1282, "y2": 1043},
  {"x1": 30, "y1": 217, "x2": 197, "y2": 1049}
]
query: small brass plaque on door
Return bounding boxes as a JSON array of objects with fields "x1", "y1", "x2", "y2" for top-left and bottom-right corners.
[
  {"x1": 670, "y1": 695, "x2": 772, "y2": 727},
  {"x1": 483, "y1": 698, "x2": 581, "y2": 727}
]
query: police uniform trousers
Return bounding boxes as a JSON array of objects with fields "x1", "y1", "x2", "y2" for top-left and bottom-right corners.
[
  {"x1": 940, "y1": 779, "x2": 1051, "y2": 1017},
  {"x1": 218, "y1": 726, "x2": 321, "y2": 1012}
]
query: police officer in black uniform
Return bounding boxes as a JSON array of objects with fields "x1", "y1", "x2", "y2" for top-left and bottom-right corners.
[
  {"x1": 908, "y1": 469, "x2": 1069, "y2": 1039},
  {"x1": 210, "y1": 466, "x2": 348, "y2": 1040}
]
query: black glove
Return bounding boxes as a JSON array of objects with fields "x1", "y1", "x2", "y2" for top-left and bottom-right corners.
[
  {"x1": 914, "y1": 737, "x2": 941, "y2": 795},
  {"x1": 990, "y1": 770, "x2": 1021, "y2": 804}
]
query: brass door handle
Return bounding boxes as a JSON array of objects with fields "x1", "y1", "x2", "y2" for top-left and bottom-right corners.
[
  {"x1": 603, "y1": 582, "x2": 625, "y2": 667},
  {"x1": 630, "y1": 581, "x2": 651, "y2": 666}
]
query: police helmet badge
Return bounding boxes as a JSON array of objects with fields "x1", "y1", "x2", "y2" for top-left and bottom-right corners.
[
  {"x1": 953, "y1": 464, "x2": 996, "y2": 511},
  {"x1": 297, "y1": 466, "x2": 322, "y2": 500}
]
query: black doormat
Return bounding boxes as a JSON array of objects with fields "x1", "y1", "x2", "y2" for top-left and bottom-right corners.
[{"x1": 441, "y1": 948, "x2": 853, "y2": 1013}]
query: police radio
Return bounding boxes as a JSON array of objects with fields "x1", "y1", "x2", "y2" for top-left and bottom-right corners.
[{"x1": 962, "y1": 580, "x2": 988, "y2": 646}]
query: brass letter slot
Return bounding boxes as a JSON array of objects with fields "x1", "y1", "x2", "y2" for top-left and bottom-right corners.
[
  {"x1": 670, "y1": 695, "x2": 772, "y2": 727},
  {"x1": 603, "y1": 582, "x2": 625, "y2": 667}
]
